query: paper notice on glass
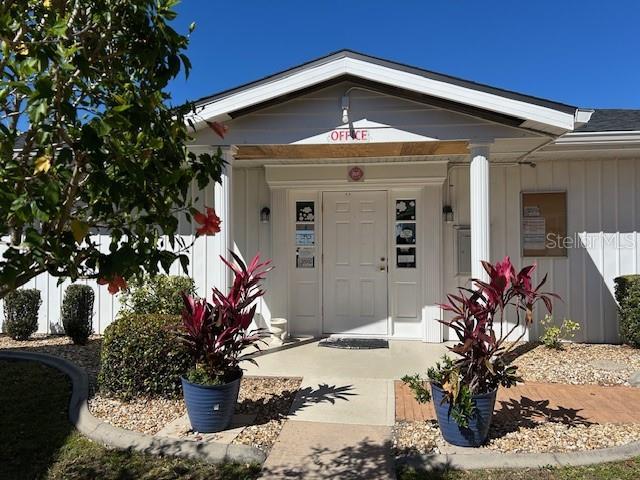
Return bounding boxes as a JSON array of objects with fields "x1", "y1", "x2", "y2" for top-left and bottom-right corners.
[
  {"x1": 523, "y1": 206, "x2": 541, "y2": 217},
  {"x1": 522, "y1": 217, "x2": 546, "y2": 250},
  {"x1": 296, "y1": 248, "x2": 315, "y2": 268}
]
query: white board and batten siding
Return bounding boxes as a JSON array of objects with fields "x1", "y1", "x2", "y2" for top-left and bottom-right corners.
[
  {"x1": 443, "y1": 157, "x2": 640, "y2": 344},
  {"x1": 232, "y1": 161, "x2": 446, "y2": 341},
  {"x1": 4, "y1": 156, "x2": 640, "y2": 342},
  {"x1": 0, "y1": 181, "x2": 225, "y2": 335}
]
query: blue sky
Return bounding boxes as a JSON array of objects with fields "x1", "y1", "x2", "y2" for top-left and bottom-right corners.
[{"x1": 169, "y1": 1, "x2": 640, "y2": 109}]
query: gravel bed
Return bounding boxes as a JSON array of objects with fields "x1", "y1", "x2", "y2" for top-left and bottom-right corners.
[
  {"x1": 0, "y1": 334, "x2": 102, "y2": 388},
  {"x1": 89, "y1": 375, "x2": 301, "y2": 451},
  {"x1": 232, "y1": 376, "x2": 301, "y2": 452},
  {"x1": 512, "y1": 342, "x2": 640, "y2": 386},
  {"x1": 89, "y1": 395, "x2": 186, "y2": 435},
  {"x1": 393, "y1": 420, "x2": 640, "y2": 455},
  {"x1": 393, "y1": 420, "x2": 440, "y2": 455}
]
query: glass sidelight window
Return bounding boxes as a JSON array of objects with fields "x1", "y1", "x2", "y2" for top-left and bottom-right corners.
[
  {"x1": 395, "y1": 200, "x2": 416, "y2": 268},
  {"x1": 295, "y1": 201, "x2": 315, "y2": 268}
]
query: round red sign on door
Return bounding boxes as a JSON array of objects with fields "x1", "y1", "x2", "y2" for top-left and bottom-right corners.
[{"x1": 348, "y1": 166, "x2": 364, "y2": 182}]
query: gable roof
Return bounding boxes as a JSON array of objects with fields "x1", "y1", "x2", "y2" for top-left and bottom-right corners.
[
  {"x1": 574, "y1": 109, "x2": 640, "y2": 132},
  {"x1": 190, "y1": 50, "x2": 586, "y2": 135}
]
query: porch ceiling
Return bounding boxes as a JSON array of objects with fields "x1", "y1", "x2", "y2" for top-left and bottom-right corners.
[{"x1": 234, "y1": 140, "x2": 469, "y2": 160}]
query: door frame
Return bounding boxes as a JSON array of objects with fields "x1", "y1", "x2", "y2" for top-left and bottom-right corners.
[
  {"x1": 320, "y1": 189, "x2": 392, "y2": 337},
  {"x1": 271, "y1": 162, "x2": 446, "y2": 341}
]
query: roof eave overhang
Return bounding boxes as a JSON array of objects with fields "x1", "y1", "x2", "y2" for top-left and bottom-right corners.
[
  {"x1": 537, "y1": 130, "x2": 640, "y2": 155},
  {"x1": 188, "y1": 56, "x2": 580, "y2": 136}
]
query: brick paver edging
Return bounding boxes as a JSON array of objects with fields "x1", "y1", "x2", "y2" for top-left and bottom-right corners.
[
  {"x1": 395, "y1": 379, "x2": 640, "y2": 470},
  {"x1": 396, "y1": 381, "x2": 640, "y2": 424},
  {"x1": 0, "y1": 350, "x2": 266, "y2": 465}
]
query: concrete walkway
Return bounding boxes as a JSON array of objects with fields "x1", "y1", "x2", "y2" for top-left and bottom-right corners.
[
  {"x1": 287, "y1": 376, "x2": 395, "y2": 426},
  {"x1": 245, "y1": 339, "x2": 450, "y2": 379},
  {"x1": 249, "y1": 340, "x2": 445, "y2": 479},
  {"x1": 261, "y1": 421, "x2": 395, "y2": 480}
]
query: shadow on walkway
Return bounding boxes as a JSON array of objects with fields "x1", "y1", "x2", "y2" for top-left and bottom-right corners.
[
  {"x1": 289, "y1": 383, "x2": 357, "y2": 415},
  {"x1": 492, "y1": 395, "x2": 592, "y2": 436},
  {"x1": 262, "y1": 436, "x2": 398, "y2": 479}
]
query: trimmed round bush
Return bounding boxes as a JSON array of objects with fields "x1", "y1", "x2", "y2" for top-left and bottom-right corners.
[
  {"x1": 98, "y1": 313, "x2": 191, "y2": 399},
  {"x1": 119, "y1": 274, "x2": 195, "y2": 315},
  {"x1": 61, "y1": 284, "x2": 95, "y2": 345},
  {"x1": 3, "y1": 289, "x2": 41, "y2": 340},
  {"x1": 615, "y1": 274, "x2": 640, "y2": 347}
]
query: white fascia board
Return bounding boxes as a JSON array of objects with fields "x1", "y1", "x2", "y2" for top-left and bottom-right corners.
[
  {"x1": 554, "y1": 130, "x2": 640, "y2": 145},
  {"x1": 342, "y1": 58, "x2": 576, "y2": 132},
  {"x1": 190, "y1": 57, "x2": 576, "y2": 133},
  {"x1": 190, "y1": 59, "x2": 349, "y2": 128}
]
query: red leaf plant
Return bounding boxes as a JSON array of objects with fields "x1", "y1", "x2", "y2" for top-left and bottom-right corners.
[
  {"x1": 403, "y1": 256, "x2": 558, "y2": 427},
  {"x1": 178, "y1": 252, "x2": 273, "y2": 384},
  {"x1": 441, "y1": 257, "x2": 558, "y2": 392}
]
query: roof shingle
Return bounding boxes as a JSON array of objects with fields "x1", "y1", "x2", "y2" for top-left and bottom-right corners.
[{"x1": 576, "y1": 109, "x2": 640, "y2": 132}]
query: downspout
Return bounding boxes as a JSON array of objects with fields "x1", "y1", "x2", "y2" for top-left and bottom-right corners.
[{"x1": 514, "y1": 136, "x2": 556, "y2": 167}]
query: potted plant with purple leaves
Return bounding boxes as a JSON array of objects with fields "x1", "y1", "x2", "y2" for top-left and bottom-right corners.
[
  {"x1": 402, "y1": 257, "x2": 558, "y2": 447},
  {"x1": 178, "y1": 252, "x2": 272, "y2": 433}
]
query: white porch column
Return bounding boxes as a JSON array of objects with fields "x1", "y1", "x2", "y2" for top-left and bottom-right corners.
[
  {"x1": 470, "y1": 143, "x2": 491, "y2": 282},
  {"x1": 213, "y1": 145, "x2": 236, "y2": 292}
]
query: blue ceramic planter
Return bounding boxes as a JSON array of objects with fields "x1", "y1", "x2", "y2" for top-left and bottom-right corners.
[
  {"x1": 181, "y1": 375, "x2": 242, "y2": 433},
  {"x1": 431, "y1": 383, "x2": 497, "y2": 447}
]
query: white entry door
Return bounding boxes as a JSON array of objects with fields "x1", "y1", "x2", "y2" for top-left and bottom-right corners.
[{"x1": 322, "y1": 191, "x2": 388, "y2": 335}]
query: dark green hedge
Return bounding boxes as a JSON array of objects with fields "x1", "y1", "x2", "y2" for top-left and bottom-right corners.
[
  {"x1": 62, "y1": 284, "x2": 95, "y2": 345},
  {"x1": 3, "y1": 289, "x2": 41, "y2": 340},
  {"x1": 98, "y1": 313, "x2": 191, "y2": 399},
  {"x1": 614, "y1": 274, "x2": 640, "y2": 348}
]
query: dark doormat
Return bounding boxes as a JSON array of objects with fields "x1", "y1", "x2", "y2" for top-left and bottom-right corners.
[{"x1": 318, "y1": 338, "x2": 389, "y2": 349}]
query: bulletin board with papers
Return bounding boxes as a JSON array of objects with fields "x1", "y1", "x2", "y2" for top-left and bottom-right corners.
[{"x1": 521, "y1": 191, "x2": 567, "y2": 257}]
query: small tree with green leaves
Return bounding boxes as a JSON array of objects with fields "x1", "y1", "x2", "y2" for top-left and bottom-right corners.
[
  {"x1": 3, "y1": 288, "x2": 41, "y2": 340},
  {"x1": 0, "y1": 0, "x2": 226, "y2": 298},
  {"x1": 61, "y1": 284, "x2": 94, "y2": 344}
]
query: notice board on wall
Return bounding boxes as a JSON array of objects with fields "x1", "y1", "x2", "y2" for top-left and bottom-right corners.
[{"x1": 521, "y1": 191, "x2": 567, "y2": 257}]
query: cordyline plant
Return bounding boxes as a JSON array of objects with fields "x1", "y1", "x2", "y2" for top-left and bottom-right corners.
[
  {"x1": 178, "y1": 252, "x2": 273, "y2": 385},
  {"x1": 403, "y1": 256, "x2": 558, "y2": 427}
]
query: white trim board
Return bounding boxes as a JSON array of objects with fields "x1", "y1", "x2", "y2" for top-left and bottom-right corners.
[{"x1": 190, "y1": 56, "x2": 579, "y2": 134}]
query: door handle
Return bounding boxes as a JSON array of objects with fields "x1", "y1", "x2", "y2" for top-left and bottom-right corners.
[{"x1": 378, "y1": 265, "x2": 387, "y2": 272}]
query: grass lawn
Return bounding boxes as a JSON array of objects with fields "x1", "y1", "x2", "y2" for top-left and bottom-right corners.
[
  {"x1": 398, "y1": 458, "x2": 640, "y2": 480},
  {"x1": 0, "y1": 359, "x2": 260, "y2": 480}
]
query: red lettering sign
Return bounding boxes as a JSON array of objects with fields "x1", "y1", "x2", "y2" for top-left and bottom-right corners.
[{"x1": 328, "y1": 129, "x2": 370, "y2": 143}]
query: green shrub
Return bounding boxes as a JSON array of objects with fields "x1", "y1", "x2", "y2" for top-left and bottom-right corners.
[
  {"x1": 61, "y1": 285, "x2": 95, "y2": 345},
  {"x1": 615, "y1": 275, "x2": 640, "y2": 347},
  {"x1": 3, "y1": 289, "x2": 41, "y2": 340},
  {"x1": 539, "y1": 314, "x2": 580, "y2": 349},
  {"x1": 119, "y1": 274, "x2": 195, "y2": 315},
  {"x1": 98, "y1": 313, "x2": 191, "y2": 399}
]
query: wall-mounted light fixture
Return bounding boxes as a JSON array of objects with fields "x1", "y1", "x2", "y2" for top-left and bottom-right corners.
[
  {"x1": 341, "y1": 95, "x2": 350, "y2": 124},
  {"x1": 260, "y1": 207, "x2": 271, "y2": 223},
  {"x1": 442, "y1": 205, "x2": 454, "y2": 223}
]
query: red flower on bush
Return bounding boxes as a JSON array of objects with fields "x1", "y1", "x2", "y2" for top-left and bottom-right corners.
[
  {"x1": 194, "y1": 207, "x2": 221, "y2": 236},
  {"x1": 205, "y1": 120, "x2": 228, "y2": 139},
  {"x1": 98, "y1": 275, "x2": 128, "y2": 295}
]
